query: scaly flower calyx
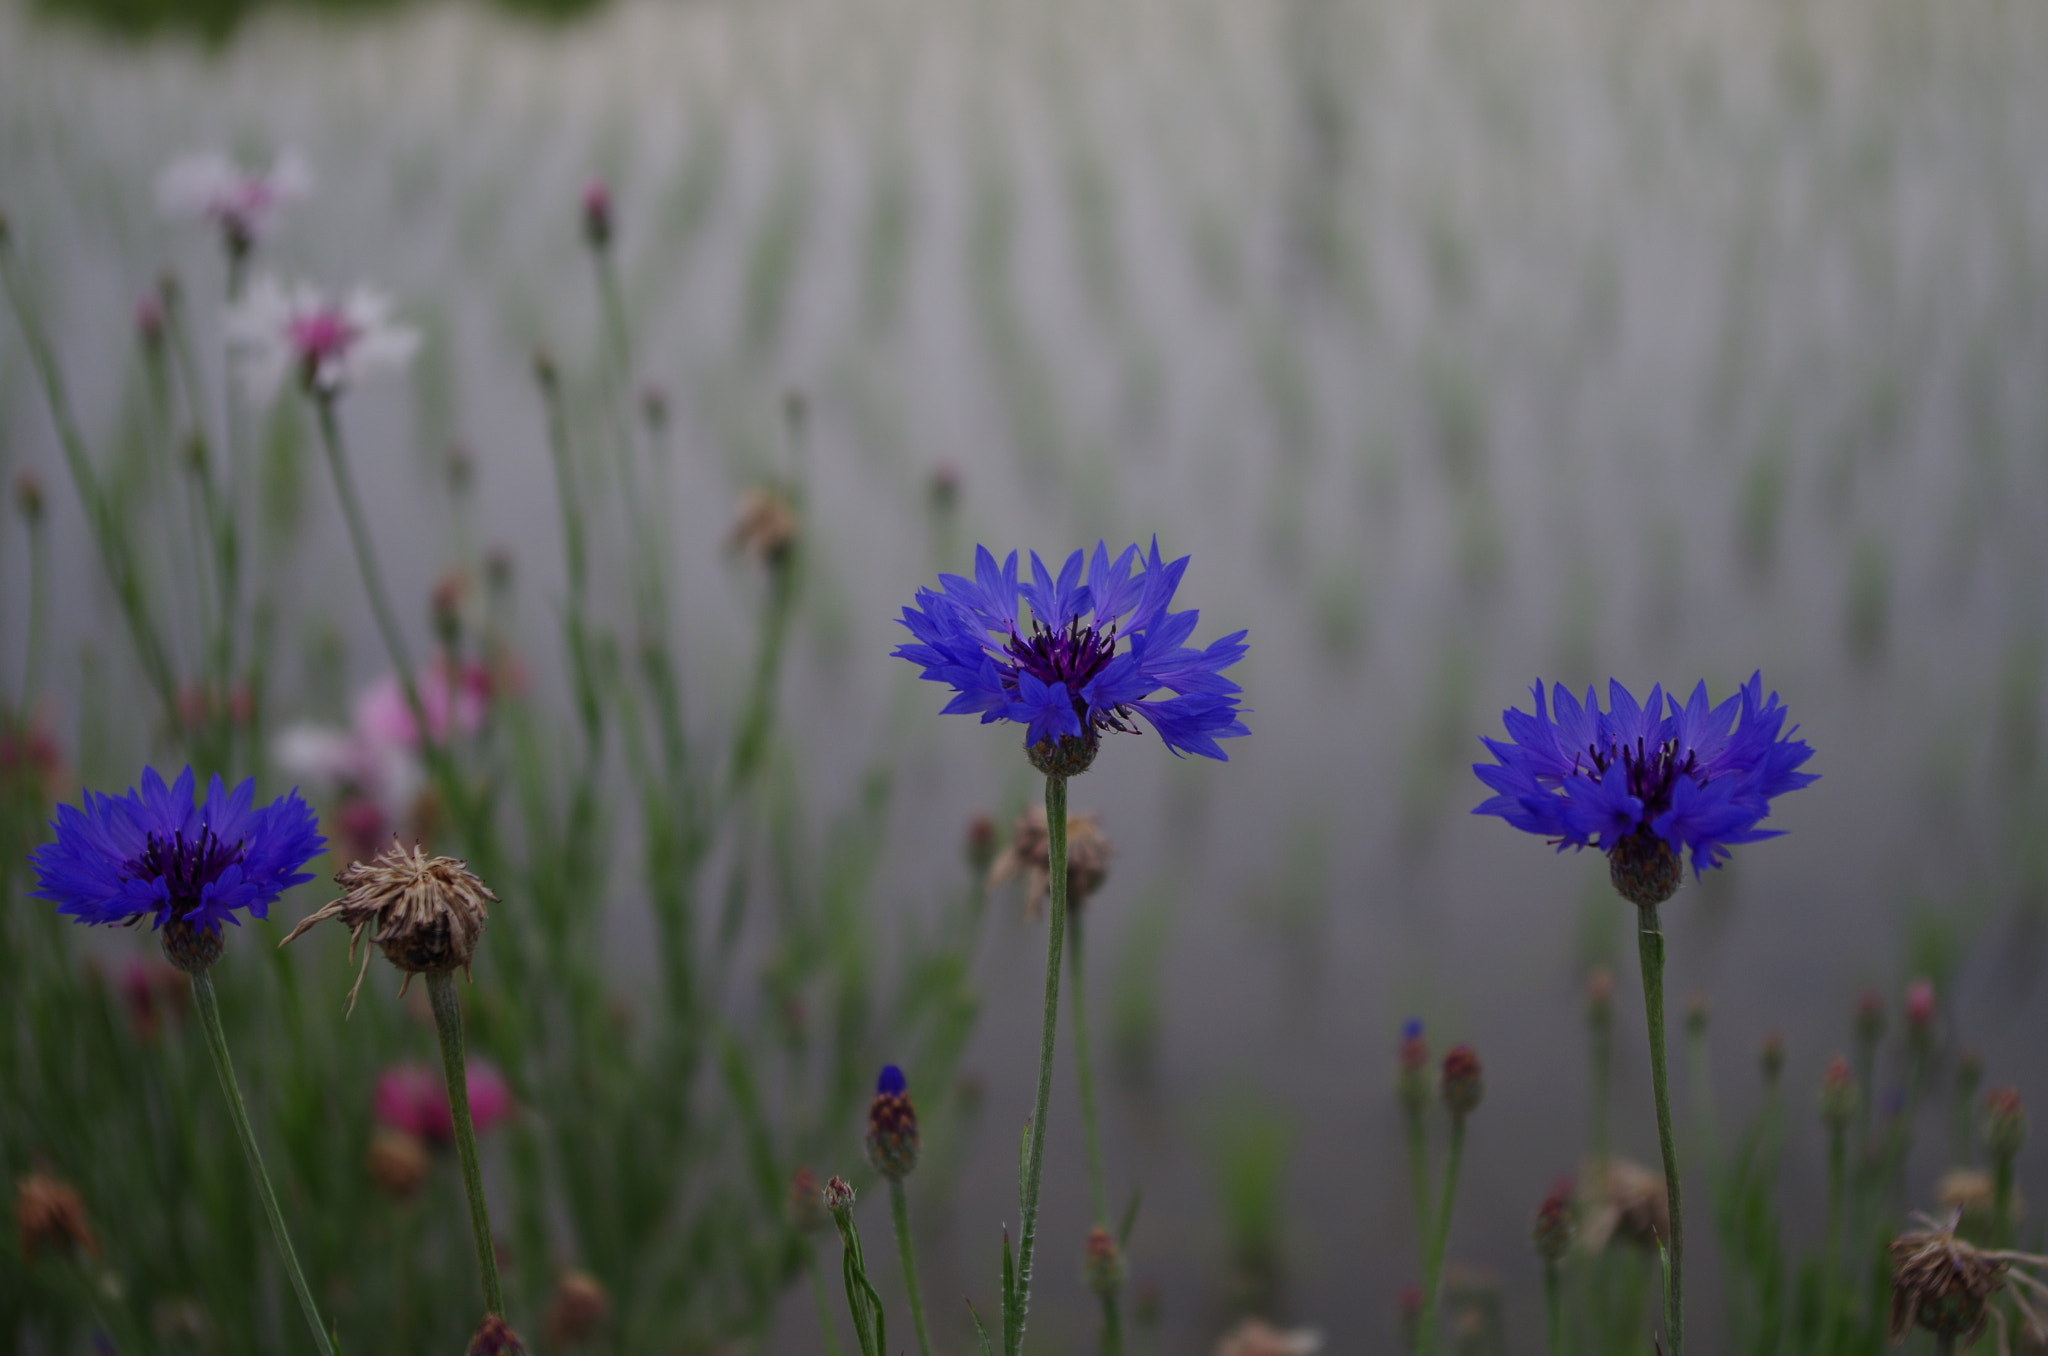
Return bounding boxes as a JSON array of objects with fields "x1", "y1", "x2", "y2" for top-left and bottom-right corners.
[{"x1": 865, "y1": 1065, "x2": 921, "y2": 1181}]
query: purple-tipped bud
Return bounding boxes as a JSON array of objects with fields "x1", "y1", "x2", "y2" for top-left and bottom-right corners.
[
  {"x1": 1397, "y1": 1019, "x2": 1430, "y2": 1113},
  {"x1": 1984, "y1": 1087, "x2": 2027, "y2": 1162},
  {"x1": 788, "y1": 1168, "x2": 829, "y2": 1235},
  {"x1": 866, "y1": 1065, "x2": 920, "y2": 1180},
  {"x1": 822, "y1": 1174, "x2": 856, "y2": 1215},
  {"x1": 1759, "y1": 1031, "x2": 1785, "y2": 1086},
  {"x1": 1531, "y1": 1177, "x2": 1576, "y2": 1262},
  {"x1": 1082, "y1": 1225, "x2": 1125, "y2": 1298},
  {"x1": 1820, "y1": 1055, "x2": 1859, "y2": 1131},
  {"x1": 467, "y1": 1314, "x2": 527, "y2": 1356},
  {"x1": 581, "y1": 178, "x2": 612, "y2": 250},
  {"x1": 1441, "y1": 1044, "x2": 1484, "y2": 1120},
  {"x1": 1854, "y1": 991, "x2": 1885, "y2": 1045}
]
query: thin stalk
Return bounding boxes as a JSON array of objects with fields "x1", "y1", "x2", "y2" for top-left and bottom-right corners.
[
  {"x1": 160, "y1": 280, "x2": 240, "y2": 702},
  {"x1": 807, "y1": 1247, "x2": 849, "y2": 1356},
  {"x1": 1413, "y1": 1114, "x2": 1468, "y2": 1356},
  {"x1": 1821, "y1": 1123, "x2": 1845, "y2": 1353},
  {"x1": 313, "y1": 399, "x2": 423, "y2": 722},
  {"x1": 1992, "y1": 1153, "x2": 2016, "y2": 1248},
  {"x1": 426, "y1": 971, "x2": 506, "y2": 1316},
  {"x1": 1099, "y1": 1291, "x2": 1125, "y2": 1356},
  {"x1": 17, "y1": 505, "x2": 45, "y2": 708},
  {"x1": 1543, "y1": 1259, "x2": 1564, "y2": 1356},
  {"x1": 1933, "y1": 1333, "x2": 1954, "y2": 1356},
  {"x1": 1637, "y1": 903, "x2": 1684, "y2": 1356},
  {"x1": 889, "y1": 1179, "x2": 935, "y2": 1356},
  {"x1": 1589, "y1": 1014, "x2": 1613, "y2": 1169},
  {"x1": 1069, "y1": 909, "x2": 1109, "y2": 1226},
  {"x1": 190, "y1": 971, "x2": 339, "y2": 1355},
  {"x1": 1402, "y1": 1100, "x2": 1431, "y2": 1270},
  {"x1": 1007, "y1": 772, "x2": 1070, "y2": 1356}
]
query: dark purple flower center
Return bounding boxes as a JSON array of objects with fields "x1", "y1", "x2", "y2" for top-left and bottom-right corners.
[
  {"x1": 1576, "y1": 736, "x2": 1701, "y2": 818},
  {"x1": 1003, "y1": 619, "x2": 1135, "y2": 734},
  {"x1": 126, "y1": 827, "x2": 245, "y2": 913}
]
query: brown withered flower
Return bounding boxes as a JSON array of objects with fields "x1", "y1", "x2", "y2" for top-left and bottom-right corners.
[
  {"x1": 16, "y1": 1172, "x2": 98, "y2": 1262},
  {"x1": 1579, "y1": 1157, "x2": 1670, "y2": 1254},
  {"x1": 726, "y1": 487, "x2": 799, "y2": 566},
  {"x1": 544, "y1": 1269, "x2": 610, "y2": 1348},
  {"x1": 280, "y1": 841, "x2": 496, "y2": 1013},
  {"x1": 1888, "y1": 1212, "x2": 2048, "y2": 1347},
  {"x1": 365, "y1": 1129, "x2": 430, "y2": 1201},
  {"x1": 987, "y1": 806, "x2": 1113, "y2": 920}
]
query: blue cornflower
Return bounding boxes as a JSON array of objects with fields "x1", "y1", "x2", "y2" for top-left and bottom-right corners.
[
  {"x1": 1472, "y1": 673, "x2": 1816, "y2": 905},
  {"x1": 894, "y1": 539, "x2": 1249, "y2": 773},
  {"x1": 29, "y1": 767, "x2": 325, "y2": 945}
]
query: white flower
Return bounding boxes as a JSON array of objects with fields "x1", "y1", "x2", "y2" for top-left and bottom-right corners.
[
  {"x1": 224, "y1": 276, "x2": 418, "y2": 403},
  {"x1": 156, "y1": 149, "x2": 312, "y2": 250}
]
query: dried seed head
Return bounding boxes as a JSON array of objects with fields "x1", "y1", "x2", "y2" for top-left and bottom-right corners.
[
  {"x1": 280, "y1": 841, "x2": 496, "y2": 1014},
  {"x1": 1082, "y1": 1226, "x2": 1126, "y2": 1298},
  {"x1": 1440, "y1": 1045, "x2": 1484, "y2": 1120},
  {"x1": 1888, "y1": 1216, "x2": 2007, "y2": 1344},
  {"x1": 544, "y1": 1269, "x2": 610, "y2": 1348},
  {"x1": 726, "y1": 487, "x2": 799, "y2": 566},
  {"x1": 365, "y1": 1129, "x2": 429, "y2": 1201},
  {"x1": 16, "y1": 1173, "x2": 98, "y2": 1262},
  {"x1": 987, "y1": 806, "x2": 1113, "y2": 919},
  {"x1": 865, "y1": 1065, "x2": 921, "y2": 1182}
]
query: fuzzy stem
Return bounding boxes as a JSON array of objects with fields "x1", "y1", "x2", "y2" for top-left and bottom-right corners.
[
  {"x1": 1069, "y1": 910, "x2": 1110, "y2": 1226},
  {"x1": 1637, "y1": 904, "x2": 1684, "y2": 1356},
  {"x1": 1543, "y1": 1259, "x2": 1564, "y2": 1356},
  {"x1": 1008, "y1": 772, "x2": 1070, "y2": 1356},
  {"x1": 889, "y1": 1178, "x2": 935, "y2": 1356},
  {"x1": 190, "y1": 971, "x2": 339, "y2": 1355},
  {"x1": 1413, "y1": 1113, "x2": 1467, "y2": 1356},
  {"x1": 427, "y1": 971, "x2": 506, "y2": 1316},
  {"x1": 806, "y1": 1246, "x2": 848, "y2": 1356}
]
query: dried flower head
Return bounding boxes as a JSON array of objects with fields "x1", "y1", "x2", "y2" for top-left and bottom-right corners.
[
  {"x1": 281, "y1": 842, "x2": 496, "y2": 1013},
  {"x1": 865, "y1": 1065, "x2": 921, "y2": 1181},
  {"x1": 1938, "y1": 1168, "x2": 2026, "y2": 1239},
  {"x1": 1580, "y1": 1157, "x2": 1670, "y2": 1253},
  {"x1": 727, "y1": 487, "x2": 799, "y2": 566},
  {"x1": 1440, "y1": 1044, "x2": 1484, "y2": 1120},
  {"x1": 1213, "y1": 1317, "x2": 1323, "y2": 1356},
  {"x1": 1885, "y1": 1213, "x2": 2043, "y2": 1345},
  {"x1": 1083, "y1": 1225, "x2": 1125, "y2": 1298},
  {"x1": 16, "y1": 1173, "x2": 98, "y2": 1262},
  {"x1": 987, "y1": 806, "x2": 1114, "y2": 919},
  {"x1": 365, "y1": 1129, "x2": 429, "y2": 1200},
  {"x1": 544, "y1": 1269, "x2": 610, "y2": 1348}
]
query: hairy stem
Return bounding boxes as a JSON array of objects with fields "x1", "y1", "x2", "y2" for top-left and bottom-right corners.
[
  {"x1": 427, "y1": 971, "x2": 506, "y2": 1316},
  {"x1": 1638, "y1": 904, "x2": 1685, "y2": 1356},
  {"x1": 1007, "y1": 773, "x2": 1069, "y2": 1356}
]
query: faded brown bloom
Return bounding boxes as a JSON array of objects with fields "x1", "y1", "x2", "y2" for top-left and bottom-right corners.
[
  {"x1": 280, "y1": 841, "x2": 497, "y2": 1013},
  {"x1": 366, "y1": 1129, "x2": 430, "y2": 1201},
  {"x1": 1213, "y1": 1317, "x2": 1323, "y2": 1356},
  {"x1": 1886, "y1": 1215, "x2": 2026, "y2": 1345},
  {"x1": 544, "y1": 1270, "x2": 610, "y2": 1348},
  {"x1": 1579, "y1": 1157, "x2": 1670, "y2": 1254},
  {"x1": 16, "y1": 1173, "x2": 98, "y2": 1262},
  {"x1": 987, "y1": 806, "x2": 1113, "y2": 920},
  {"x1": 727, "y1": 487, "x2": 799, "y2": 565}
]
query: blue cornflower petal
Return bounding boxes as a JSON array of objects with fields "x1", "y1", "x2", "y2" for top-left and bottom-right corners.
[
  {"x1": 897, "y1": 541, "x2": 1249, "y2": 767},
  {"x1": 877, "y1": 1064, "x2": 907, "y2": 1095},
  {"x1": 30, "y1": 766, "x2": 327, "y2": 937},
  {"x1": 1473, "y1": 675, "x2": 1815, "y2": 882}
]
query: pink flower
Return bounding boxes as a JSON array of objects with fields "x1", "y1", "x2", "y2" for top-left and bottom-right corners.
[
  {"x1": 354, "y1": 660, "x2": 492, "y2": 751},
  {"x1": 225, "y1": 275, "x2": 417, "y2": 402},
  {"x1": 157, "y1": 150, "x2": 311, "y2": 252},
  {"x1": 374, "y1": 1062, "x2": 514, "y2": 1145},
  {"x1": 1904, "y1": 978, "x2": 1936, "y2": 1030}
]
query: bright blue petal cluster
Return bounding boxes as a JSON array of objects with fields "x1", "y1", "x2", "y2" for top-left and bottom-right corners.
[
  {"x1": 895, "y1": 540, "x2": 1249, "y2": 762},
  {"x1": 1473, "y1": 673, "x2": 1816, "y2": 875},
  {"x1": 30, "y1": 767, "x2": 326, "y2": 935}
]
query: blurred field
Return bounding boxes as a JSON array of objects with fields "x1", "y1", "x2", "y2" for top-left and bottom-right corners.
[{"x1": 2, "y1": 0, "x2": 2046, "y2": 1350}]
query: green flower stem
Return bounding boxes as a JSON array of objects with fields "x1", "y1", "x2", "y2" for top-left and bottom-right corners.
[
  {"x1": 16, "y1": 495, "x2": 45, "y2": 709},
  {"x1": 806, "y1": 1246, "x2": 849, "y2": 1356},
  {"x1": 190, "y1": 971, "x2": 339, "y2": 1355},
  {"x1": 1542, "y1": 1259, "x2": 1563, "y2": 1356},
  {"x1": 1413, "y1": 1113, "x2": 1467, "y2": 1356},
  {"x1": 1820, "y1": 1121, "x2": 1845, "y2": 1352},
  {"x1": 1934, "y1": 1331, "x2": 1956, "y2": 1356},
  {"x1": 1007, "y1": 772, "x2": 1070, "y2": 1356},
  {"x1": 1637, "y1": 903, "x2": 1684, "y2": 1356},
  {"x1": 427, "y1": 971, "x2": 507, "y2": 1316},
  {"x1": 1099, "y1": 1291, "x2": 1125, "y2": 1356},
  {"x1": 889, "y1": 1178, "x2": 935, "y2": 1356},
  {"x1": 1992, "y1": 1152, "x2": 2016, "y2": 1248},
  {"x1": 1068, "y1": 910, "x2": 1109, "y2": 1227},
  {"x1": 313, "y1": 399, "x2": 425, "y2": 729},
  {"x1": 1402, "y1": 1100, "x2": 1431, "y2": 1269}
]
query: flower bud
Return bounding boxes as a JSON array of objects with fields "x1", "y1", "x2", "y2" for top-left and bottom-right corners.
[
  {"x1": 1396, "y1": 1019, "x2": 1430, "y2": 1114},
  {"x1": 581, "y1": 178, "x2": 612, "y2": 251},
  {"x1": 823, "y1": 1174, "x2": 856, "y2": 1216},
  {"x1": 1854, "y1": 991, "x2": 1885, "y2": 1046},
  {"x1": 1082, "y1": 1226, "x2": 1125, "y2": 1298},
  {"x1": 1441, "y1": 1044, "x2": 1483, "y2": 1120},
  {"x1": 544, "y1": 1269, "x2": 609, "y2": 1348},
  {"x1": 15, "y1": 1173, "x2": 98, "y2": 1262},
  {"x1": 1684, "y1": 992, "x2": 1710, "y2": 1039},
  {"x1": 366, "y1": 1129, "x2": 429, "y2": 1201},
  {"x1": 1904, "y1": 978, "x2": 1935, "y2": 1033},
  {"x1": 467, "y1": 1314, "x2": 526, "y2": 1356},
  {"x1": 865, "y1": 1065, "x2": 921, "y2": 1181},
  {"x1": 1985, "y1": 1087, "x2": 2027, "y2": 1162},
  {"x1": 1820, "y1": 1055, "x2": 1859, "y2": 1131},
  {"x1": 13, "y1": 472, "x2": 43, "y2": 526},
  {"x1": 1584, "y1": 968, "x2": 1614, "y2": 1030},
  {"x1": 1530, "y1": 1178, "x2": 1576, "y2": 1262}
]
